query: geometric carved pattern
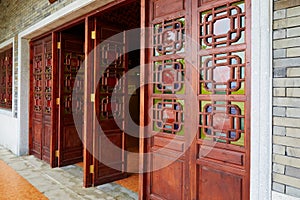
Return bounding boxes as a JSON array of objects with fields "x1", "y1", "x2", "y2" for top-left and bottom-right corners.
[
  {"x1": 0, "y1": 48, "x2": 12, "y2": 109},
  {"x1": 33, "y1": 54, "x2": 43, "y2": 113},
  {"x1": 200, "y1": 51, "x2": 245, "y2": 94},
  {"x1": 44, "y1": 51, "x2": 52, "y2": 114},
  {"x1": 153, "y1": 59, "x2": 185, "y2": 94},
  {"x1": 63, "y1": 52, "x2": 84, "y2": 115},
  {"x1": 199, "y1": 101, "x2": 244, "y2": 145},
  {"x1": 153, "y1": 17, "x2": 185, "y2": 56},
  {"x1": 99, "y1": 42, "x2": 125, "y2": 93},
  {"x1": 199, "y1": 1, "x2": 245, "y2": 49},
  {"x1": 153, "y1": 99, "x2": 184, "y2": 135},
  {"x1": 99, "y1": 96, "x2": 122, "y2": 119}
]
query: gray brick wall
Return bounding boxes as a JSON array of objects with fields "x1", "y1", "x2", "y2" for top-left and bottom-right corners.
[
  {"x1": 0, "y1": 0, "x2": 76, "y2": 117},
  {"x1": 273, "y1": 0, "x2": 300, "y2": 198}
]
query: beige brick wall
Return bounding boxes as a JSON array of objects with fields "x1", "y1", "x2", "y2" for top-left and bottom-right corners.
[{"x1": 273, "y1": 0, "x2": 300, "y2": 198}]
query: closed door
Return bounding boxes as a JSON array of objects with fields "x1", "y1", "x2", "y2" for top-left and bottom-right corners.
[
  {"x1": 30, "y1": 35, "x2": 56, "y2": 166},
  {"x1": 143, "y1": 0, "x2": 251, "y2": 199}
]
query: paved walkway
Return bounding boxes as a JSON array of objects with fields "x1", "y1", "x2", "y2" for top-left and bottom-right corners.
[{"x1": 0, "y1": 146, "x2": 138, "y2": 200}]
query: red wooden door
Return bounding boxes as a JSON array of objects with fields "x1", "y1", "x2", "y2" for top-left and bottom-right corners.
[
  {"x1": 89, "y1": 20, "x2": 128, "y2": 185},
  {"x1": 30, "y1": 35, "x2": 57, "y2": 167},
  {"x1": 143, "y1": 0, "x2": 251, "y2": 199},
  {"x1": 57, "y1": 33, "x2": 84, "y2": 166}
]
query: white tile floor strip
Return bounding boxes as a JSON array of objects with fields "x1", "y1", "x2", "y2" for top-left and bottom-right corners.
[{"x1": 0, "y1": 146, "x2": 138, "y2": 200}]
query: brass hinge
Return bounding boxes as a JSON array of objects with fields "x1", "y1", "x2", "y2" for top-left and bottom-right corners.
[
  {"x1": 56, "y1": 98, "x2": 60, "y2": 105},
  {"x1": 91, "y1": 31, "x2": 96, "y2": 40},
  {"x1": 90, "y1": 165, "x2": 94, "y2": 174},
  {"x1": 5, "y1": 56, "x2": 8, "y2": 61},
  {"x1": 55, "y1": 150, "x2": 59, "y2": 158},
  {"x1": 90, "y1": 93, "x2": 95, "y2": 102},
  {"x1": 57, "y1": 42, "x2": 61, "y2": 49},
  {"x1": 4, "y1": 98, "x2": 6, "y2": 103}
]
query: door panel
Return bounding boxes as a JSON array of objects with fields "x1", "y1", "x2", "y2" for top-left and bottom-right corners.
[
  {"x1": 30, "y1": 35, "x2": 55, "y2": 166},
  {"x1": 58, "y1": 33, "x2": 84, "y2": 166},
  {"x1": 144, "y1": 0, "x2": 251, "y2": 199},
  {"x1": 93, "y1": 21, "x2": 127, "y2": 185}
]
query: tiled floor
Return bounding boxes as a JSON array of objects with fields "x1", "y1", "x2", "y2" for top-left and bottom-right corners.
[
  {"x1": 0, "y1": 160, "x2": 47, "y2": 199},
  {"x1": 0, "y1": 146, "x2": 138, "y2": 200}
]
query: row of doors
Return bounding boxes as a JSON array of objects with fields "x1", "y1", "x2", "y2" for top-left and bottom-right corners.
[
  {"x1": 30, "y1": 20, "x2": 128, "y2": 185},
  {"x1": 29, "y1": 0, "x2": 251, "y2": 199}
]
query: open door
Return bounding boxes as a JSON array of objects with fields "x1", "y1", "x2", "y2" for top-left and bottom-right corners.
[
  {"x1": 57, "y1": 32, "x2": 85, "y2": 166},
  {"x1": 93, "y1": 22, "x2": 128, "y2": 185}
]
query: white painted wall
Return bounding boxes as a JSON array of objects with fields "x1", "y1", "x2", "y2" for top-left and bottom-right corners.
[
  {"x1": 0, "y1": 112, "x2": 18, "y2": 154},
  {"x1": 0, "y1": 38, "x2": 18, "y2": 155}
]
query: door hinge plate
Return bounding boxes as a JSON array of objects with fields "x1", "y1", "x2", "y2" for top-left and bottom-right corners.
[
  {"x1": 57, "y1": 42, "x2": 61, "y2": 49},
  {"x1": 56, "y1": 98, "x2": 60, "y2": 105},
  {"x1": 90, "y1": 93, "x2": 95, "y2": 103},
  {"x1": 55, "y1": 150, "x2": 59, "y2": 158},
  {"x1": 90, "y1": 165, "x2": 94, "y2": 174},
  {"x1": 91, "y1": 31, "x2": 96, "y2": 40}
]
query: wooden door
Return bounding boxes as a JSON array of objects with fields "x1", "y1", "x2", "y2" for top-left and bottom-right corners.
[
  {"x1": 143, "y1": 0, "x2": 251, "y2": 199},
  {"x1": 30, "y1": 35, "x2": 57, "y2": 167},
  {"x1": 92, "y1": 21, "x2": 128, "y2": 185},
  {"x1": 57, "y1": 33, "x2": 84, "y2": 166}
]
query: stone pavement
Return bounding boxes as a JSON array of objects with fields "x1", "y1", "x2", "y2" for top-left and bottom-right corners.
[{"x1": 0, "y1": 146, "x2": 138, "y2": 200}]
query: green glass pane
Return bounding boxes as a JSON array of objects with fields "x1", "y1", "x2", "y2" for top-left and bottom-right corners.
[{"x1": 231, "y1": 133, "x2": 245, "y2": 146}]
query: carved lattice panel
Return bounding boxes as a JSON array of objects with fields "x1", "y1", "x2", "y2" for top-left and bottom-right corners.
[
  {"x1": 153, "y1": 17, "x2": 185, "y2": 56},
  {"x1": 63, "y1": 52, "x2": 84, "y2": 115},
  {"x1": 33, "y1": 55, "x2": 43, "y2": 113},
  {"x1": 200, "y1": 51, "x2": 245, "y2": 95},
  {"x1": 153, "y1": 99, "x2": 184, "y2": 135},
  {"x1": 199, "y1": 1, "x2": 245, "y2": 49},
  {"x1": 199, "y1": 101, "x2": 245, "y2": 146},
  {"x1": 99, "y1": 95, "x2": 123, "y2": 120},
  {"x1": 44, "y1": 51, "x2": 52, "y2": 115},
  {"x1": 0, "y1": 48, "x2": 12, "y2": 109},
  {"x1": 153, "y1": 59, "x2": 185, "y2": 94},
  {"x1": 99, "y1": 42, "x2": 125, "y2": 93}
]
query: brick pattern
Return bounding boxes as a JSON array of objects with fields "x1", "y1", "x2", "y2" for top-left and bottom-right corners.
[
  {"x1": 0, "y1": 0, "x2": 76, "y2": 117},
  {"x1": 273, "y1": 0, "x2": 300, "y2": 198}
]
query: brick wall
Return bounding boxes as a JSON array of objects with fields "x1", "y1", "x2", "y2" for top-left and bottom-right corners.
[
  {"x1": 0, "y1": 0, "x2": 76, "y2": 116},
  {"x1": 273, "y1": 0, "x2": 300, "y2": 198}
]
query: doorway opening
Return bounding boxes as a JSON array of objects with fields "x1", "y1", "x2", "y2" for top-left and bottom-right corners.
[{"x1": 30, "y1": 0, "x2": 141, "y2": 194}]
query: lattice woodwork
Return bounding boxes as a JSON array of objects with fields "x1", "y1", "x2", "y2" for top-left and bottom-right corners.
[
  {"x1": 153, "y1": 99, "x2": 184, "y2": 135},
  {"x1": 151, "y1": 16, "x2": 186, "y2": 136},
  {"x1": 153, "y1": 18, "x2": 185, "y2": 56},
  {"x1": 33, "y1": 54, "x2": 43, "y2": 113},
  {"x1": 153, "y1": 59, "x2": 185, "y2": 94},
  {"x1": 0, "y1": 48, "x2": 13, "y2": 109},
  {"x1": 44, "y1": 43, "x2": 53, "y2": 115},
  {"x1": 199, "y1": 101, "x2": 244, "y2": 145},
  {"x1": 63, "y1": 52, "x2": 84, "y2": 115},
  {"x1": 200, "y1": 51, "x2": 245, "y2": 95},
  {"x1": 199, "y1": 1, "x2": 246, "y2": 49}
]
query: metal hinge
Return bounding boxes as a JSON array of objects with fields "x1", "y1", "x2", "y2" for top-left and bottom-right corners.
[
  {"x1": 90, "y1": 93, "x2": 95, "y2": 103},
  {"x1": 57, "y1": 42, "x2": 61, "y2": 49},
  {"x1": 55, "y1": 150, "x2": 59, "y2": 158},
  {"x1": 56, "y1": 98, "x2": 60, "y2": 105},
  {"x1": 91, "y1": 31, "x2": 96, "y2": 40},
  {"x1": 4, "y1": 98, "x2": 6, "y2": 103},
  {"x1": 90, "y1": 165, "x2": 94, "y2": 174}
]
